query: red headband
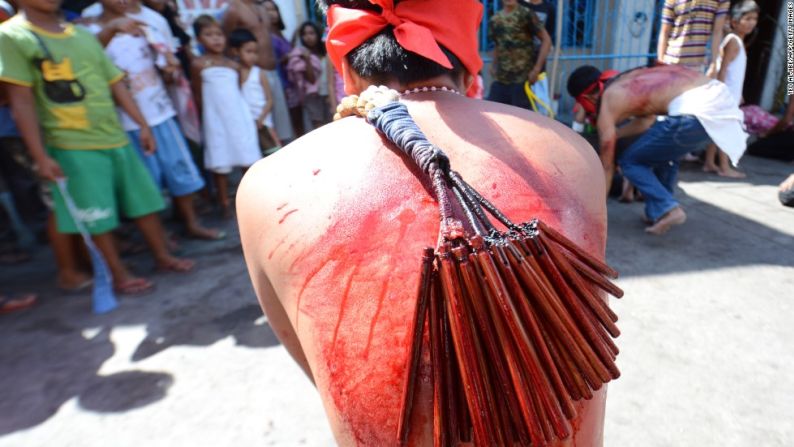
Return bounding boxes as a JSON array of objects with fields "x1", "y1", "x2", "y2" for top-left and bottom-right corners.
[
  {"x1": 575, "y1": 69, "x2": 620, "y2": 116},
  {"x1": 326, "y1": 0, "x2": 483, "y2": 94}
]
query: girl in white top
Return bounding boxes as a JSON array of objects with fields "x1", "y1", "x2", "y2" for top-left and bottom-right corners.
[
  {"x1": 191, "y1": 15, "x2": 260, "y2": 217},
  {"x1": 229, "y1": 29, "x2": 282, "y2": 155},
  {"x1": 703, "y1": 0, "x2": 759, "y2": 178}
]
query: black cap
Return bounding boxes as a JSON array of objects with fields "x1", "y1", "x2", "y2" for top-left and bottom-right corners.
[{"x1": 567, "y1": 65, "x2": 602, "y2": 98}]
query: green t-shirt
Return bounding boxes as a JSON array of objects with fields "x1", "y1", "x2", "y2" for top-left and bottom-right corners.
[{"x1": 0, "y1": 16, "x2": 128, "y2": 149}]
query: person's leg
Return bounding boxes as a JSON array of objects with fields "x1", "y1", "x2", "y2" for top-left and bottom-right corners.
[
  {"x1": 510, "y1": 82, "x2": 533, "y2": 110},
  {"x1": 112, "y1": 144, "x2": 194, "y2": 272},
  {"x1": 618, "y1": 116, "x2": 709, "y2": 231},
  {"x1": 133, "y1": 212, "x2": 194, "y2": 271},
  {"x1": 173, "y1": 193, "x2": 223, "y2": 239},
  {"x1": 152, "y1": 118, "x2": 221, "y2": 239},
  {"x1": 90, "y1": 231, "x2": 153, "y2": 293},
  {"x1": 47, "y1": 213, "x2": 92, "y2": 290},
  {"x1": 703, "y1": 143, "x2": 719, "y2": 173},
  {"x1": 214, "y1": 172, "x2": 230, "y2": 217},
  {"x1": 717, "y1": 149, "x2": 746, "y2": 178},
  {"x1": 486, "y1": 82, "x2": 512, "y2": 105},
  {"x1": 289, "y1": 106, "x2": 305, "y2": 137}
]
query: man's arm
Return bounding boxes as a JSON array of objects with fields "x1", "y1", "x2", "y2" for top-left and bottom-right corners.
[
  {"x1": 530, "y1": 28, "x2": 552, "y2": 82},
  {"x1": 4, "y1": 83, "x2": 63, "y2": 181},
  {"x1": 596, "y1": 107, "x2": 619, "y2": 196},
  {"x1": 656, "y1": 23, "x2": 671, "y2": 63},
  {"x1": 109, "y1": 81, "x2": 156, "y2": 154},
  {"x1": 258, "y1": 69, "x2": 274, "y2": 127},
  {"x1": 95, "y1": 17, "x2": 145, "y2": 46},
  {"x1": 709, "y1": 14, "x2": 727, "y2": 70},
  {"x1": 616, "y1": 115, "x2": 655, "y2": 139}
]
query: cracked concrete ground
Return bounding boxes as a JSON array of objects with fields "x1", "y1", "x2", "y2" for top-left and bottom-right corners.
[{"x1": 1, "y1": 155, "x2": 792, "y2": 447}]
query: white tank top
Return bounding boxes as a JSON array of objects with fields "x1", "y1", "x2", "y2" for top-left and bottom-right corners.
[
  {"x1": 716, "y1": 33, "x2": 746, "y2": 106},
  {"x1": 241, "y1": 66, "x2": 273, "y2": 128}
]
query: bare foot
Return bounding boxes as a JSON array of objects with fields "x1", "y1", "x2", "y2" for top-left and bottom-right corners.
[
  {"x1": 156, "y1": 256, "x2": 195, "y2": 273},
  {"x1": 702, "y1": 163, "x2": 720, "y2": 174},
  {"x1": 618, "y1": 180, "x2": 635, "y2": 203},
  {"x1": 186, "y1": 225, "x2": 226, "y2": 241},
  {"x1": 645, "y1": 207, "x2": 687, "y2": 235},
  {"x1": 114, "y1": 276, "x2": 155, "y2": 295},
  {"x1": 718, "y1": 167, "x2": 747, "y2": 179}
]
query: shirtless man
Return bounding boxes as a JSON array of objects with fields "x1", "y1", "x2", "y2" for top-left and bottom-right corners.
[
  {"x1": 238, "y1": 1, "x2": 609, "y2": 445},
  {"x1": 567, "y1": 64, "x2": 747, "y2": 235},
  {"x1": 221, "y1": 0, "x2": 275, "y2": 69}
]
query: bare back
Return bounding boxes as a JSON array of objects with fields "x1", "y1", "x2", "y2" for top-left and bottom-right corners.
[
  {"x1": 602, "y1": 64, "x2": 710, "y2": 121},
  {"x1": 238, "y1": 94, "x2": 610, "y2": 446}
]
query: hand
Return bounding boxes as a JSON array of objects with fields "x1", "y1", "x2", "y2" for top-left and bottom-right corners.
[
  {"x1": 37, "y1": 156, "x2": 65, "y2": 182},
  {"x1": 111, "y1": 17, "x2": 145, "y2": 37},
  {"x1": 764, "y1": 118, "x2": 790, "y2": 137},
  {"x1": 256, "y1": 116, "x2": 265, "y2": 129},
  {"x1": 139, "y1": 126, "x2": 157, "y2": 155},
  {"x1": 527, "y1": 68, "x2": 541, "y2": 85}
]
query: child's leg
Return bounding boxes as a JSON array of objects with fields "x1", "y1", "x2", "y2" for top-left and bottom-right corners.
[
  {"x1": 111, "y1": 143, "x2": 194, "y2": 272},
  {"x1": 703, "y1": 143, "x2": 719, "y2": 172},
  {"x1": 717, "y1": 149, "x2": 746, "y2": 178},
  {"x1": 48, "y1": 213, "x2": 92, "y2": 290},
  {"x1": 214, "y1": 172, "x2": 230, "y2": 216},
  {"x1": 173, "y1": 193, "x2": 224, "y2": 239},
  {"x1": 268, "y1": 127, "x2": 282, "y2": 147},
  {"x1": 89, "y1": 231, "x2": 153, "y2": 293},
  {"x1": 134, "y1": 212, "x2": 194, "y2": 272}
]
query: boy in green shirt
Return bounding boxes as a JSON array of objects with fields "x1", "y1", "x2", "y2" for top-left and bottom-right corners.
[{"x1": 0, "y1": 0, "x2": 193, "y2": 294}]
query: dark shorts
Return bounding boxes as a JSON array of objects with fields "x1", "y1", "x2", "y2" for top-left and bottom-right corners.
[{"x1": 486, "y1": 81, "x2": 532, "y2": 109}]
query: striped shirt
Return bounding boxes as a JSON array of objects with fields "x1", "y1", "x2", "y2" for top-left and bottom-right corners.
[{"x1": 661, "y1": 0, "x2": 729, "y2": 68}]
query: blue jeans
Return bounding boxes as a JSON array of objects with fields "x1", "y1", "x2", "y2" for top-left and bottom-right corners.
[{"x1": 618, "y1": 115, "x2": 711, "y2": 222}]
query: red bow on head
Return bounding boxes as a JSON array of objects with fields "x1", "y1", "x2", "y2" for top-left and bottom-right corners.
[{"x1": 326, "y1": 0, "x2": 483, "y2": 94}]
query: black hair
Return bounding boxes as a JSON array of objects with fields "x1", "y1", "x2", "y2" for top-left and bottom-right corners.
[
  {"x1": 315, "y1": 0, "x2": 463, "y2": 85},
  {"x1": 731, "y1": 0, "x2": 759, "y2": 22},
  {"x1": 192, "y1": 14, "x2": 219, "y2": 37},
  {"x1": 263, "y1": 0, "x2": 286, "y2": 31},
  {"x1": 229, "y1": 28, "x2": 257, "y2": 49},
  {"x1": 567, "y1": 65, "x2": 601, "y2": 98},
  {"x1": 297, "y1": 21, "x2": 326, "y2": 56}
]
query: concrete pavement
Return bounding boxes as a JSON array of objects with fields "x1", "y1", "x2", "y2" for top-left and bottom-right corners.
[{"x1": 1, "y1": 155, "x2": 792, "y2": 446}]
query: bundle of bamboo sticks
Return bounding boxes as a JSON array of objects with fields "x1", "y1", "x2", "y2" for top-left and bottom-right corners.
[{"x1": 398, "y1": 220, "x2": 623, "y2": 446}]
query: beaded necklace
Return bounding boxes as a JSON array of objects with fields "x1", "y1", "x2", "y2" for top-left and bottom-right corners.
[{"x1": 401, "y1": 86, "x2": 461, "y2": 96}]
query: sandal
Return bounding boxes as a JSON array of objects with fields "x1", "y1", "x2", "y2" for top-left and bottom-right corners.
[
  {"x1": 114, "y1": 277, "x2": 155, "y2": 296},
  {"x1": 0, "y1": 293, "x2": 38, "y2": 315},
  {"x1": 156, "y1": 257, "x2": 195, "y2": 273}
]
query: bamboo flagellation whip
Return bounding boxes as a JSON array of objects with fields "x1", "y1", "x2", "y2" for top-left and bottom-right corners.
[{"x1": 335, "y1": 86, "x2": 624, "y2": 446}]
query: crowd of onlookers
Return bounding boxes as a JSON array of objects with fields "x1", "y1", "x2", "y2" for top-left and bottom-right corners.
[
  {"x1": 0, "y1": 0, "x2": 343, "y2": 312},
  {"x1": 1, "y1": 0, "x2": 793, "y2": 313}
]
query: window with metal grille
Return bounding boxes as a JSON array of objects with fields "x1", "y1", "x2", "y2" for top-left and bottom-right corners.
[{"x1": 562, "y1": 0, "x2": 596, "y2": 48}]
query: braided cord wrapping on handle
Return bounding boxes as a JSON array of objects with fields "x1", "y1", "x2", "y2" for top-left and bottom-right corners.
[{"x1": 366, "y1": 101, "x2": 463, "y2": 241}]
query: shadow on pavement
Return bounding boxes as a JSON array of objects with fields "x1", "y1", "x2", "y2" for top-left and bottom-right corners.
[{"x1": 0, "y1": 218, "x2": 280, "y2": 436}]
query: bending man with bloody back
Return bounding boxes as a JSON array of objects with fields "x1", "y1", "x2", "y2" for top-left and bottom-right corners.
[
  {"x1": 238, "y1": 0, "x2": 610, "y2": 444},
  {"x1": 567, "y1": 64, "x2": 747, "y2": 235}
]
